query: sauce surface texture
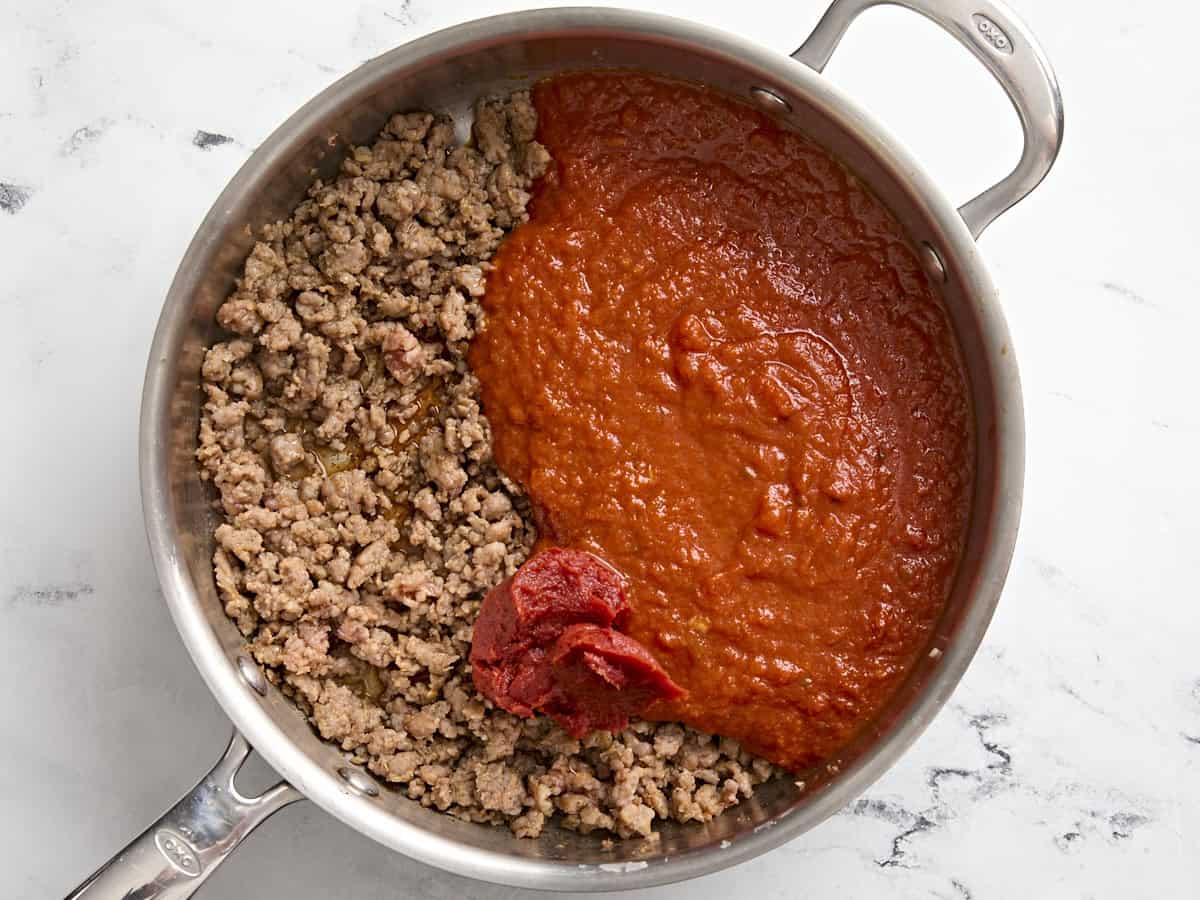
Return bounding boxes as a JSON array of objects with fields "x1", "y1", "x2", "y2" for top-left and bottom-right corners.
[{"x1": 470, "y1": 72, "x2": 973, "y2": 771}]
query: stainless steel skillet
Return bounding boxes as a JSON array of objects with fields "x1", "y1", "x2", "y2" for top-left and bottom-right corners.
[{"x1": 70, "y1": 1, "x2": 1061, "y2": 895}]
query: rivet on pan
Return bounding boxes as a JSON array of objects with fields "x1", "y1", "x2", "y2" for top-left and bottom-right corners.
[
  {"x1": 339, "y1": 767, "x2": 381, "y2": 798},
  {"x1": 750, "y1": 86, "x2": 792, "y2": 114},
  {"x1": 237, "y1": 655, "x2": 268, "y2": 696},
  {"x1": 920, "y1": 242, "x2": 947, "y2": 284}
]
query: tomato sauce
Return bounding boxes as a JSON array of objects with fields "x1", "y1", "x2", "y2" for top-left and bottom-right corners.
[{"x1": 470, "y1": 72, "x2": 973, "y2": 772}]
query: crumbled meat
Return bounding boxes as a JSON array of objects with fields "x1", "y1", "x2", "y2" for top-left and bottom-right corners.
[
  {"x1": 269, "y1": 433, "x2": 306, "y2": 474},
  {"x1": 381, "y1": 324, "x2": 425, "y2": 384},
  {"x1": 198, "y1": 90, "x2": 775, "y2": 840}
]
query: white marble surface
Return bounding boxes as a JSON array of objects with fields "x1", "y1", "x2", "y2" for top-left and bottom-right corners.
[{"x1": 2, "y1": 0, "x2": 1196, "y2": 897}]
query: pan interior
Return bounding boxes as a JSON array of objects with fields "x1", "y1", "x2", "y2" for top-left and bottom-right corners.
[{"x1": 146, "y1": 11, "x2": 1015, "y2": 887}]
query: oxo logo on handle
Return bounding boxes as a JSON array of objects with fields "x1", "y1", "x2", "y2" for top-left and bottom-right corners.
[{"x1": 972, "y1": 13, "x2": 1015, "y2": 54}]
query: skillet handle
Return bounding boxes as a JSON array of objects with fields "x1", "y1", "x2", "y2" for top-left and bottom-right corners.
[
  {"x1": 65, "y1": 731, "x2": 302, "y2": 900},
  {"x1": 793, "y1": 0, "x2": 1063, "y2": 238}
]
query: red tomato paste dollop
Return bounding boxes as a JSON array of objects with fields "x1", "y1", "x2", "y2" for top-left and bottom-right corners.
[{"x1": 470, "y1": 548, "x2": 684, "y2": 737}]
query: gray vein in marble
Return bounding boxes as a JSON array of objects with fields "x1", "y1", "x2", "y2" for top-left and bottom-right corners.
[
  {"x1": 0, "y1": 182, "x2": 34, "y2": 214},
  {"x1": 1046, "y1": 384, "x2": 1188, "y2": 432},
  {"x1": 1055, "y1": 805, "x2": 1154, "y2": 853},
  {"x1": 1058, "y1": 682, "x2": 1109, "y2": 718},
  {"x1": 1054, "y1": 829, "x2": 1082, "y2": 853},
  {"x1": 927, "y1": 766, "x2": 976, "y2": 791},
  {"x1": 982, "y1": 644, "x2": 1019, "y2": 675},
  {"x1": 1108, "y1": 811, "x2": 1151, "y2": 839},
  {"x1": 25, "y1": 35, "x2": 78, "y2": 119},
  {"x1": 60, "y1": 118, "x2": 114, "y2": 157},
  {"x1": 193, "y1": 129, "x2": 235, "y2": 150},
  {"x1": 849, "y1": 796, "x2": 914, "y2": 829},
  {"x1": 384, "y1": 0, "x2": 416, "y2": 26},
  {"x1": 1101, "y1": 280, "x2": 1160, "y2": 311},
  {"x1": 1031, "y1": 556, "x2": 1082, "y2": 594},
  {"x1": 29, "y1": 340, "x2": 55, "y2": 379},
  {"x1": 965, "y1": 712, "x2": 1012, "y2": 776},
  {"x1": 55, "y1": 41, "x2": 80, "y2": 67},
  {"x1": 851, "y1": 794, "x2": 939, "y2": 870},
  {"x1": 351, "y1": 1, "x2": 421, "y2": 54},
  {"x1": 845, "y1": 707, "x2": 1018, "y2": 869},
  {"x1": 8, "y1": 582, "x2": 94, "y2": 607},
  {"x1": 286, "y1": 47, "x2": 339, "y2": 74},
  {"x1": 878, "y1": 810, "x2": 935, "y2": 869}
]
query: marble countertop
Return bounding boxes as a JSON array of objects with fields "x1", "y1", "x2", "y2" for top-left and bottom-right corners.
[{"x1": 2, "y1": 0, "x2": 1195, "y2": 896}]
